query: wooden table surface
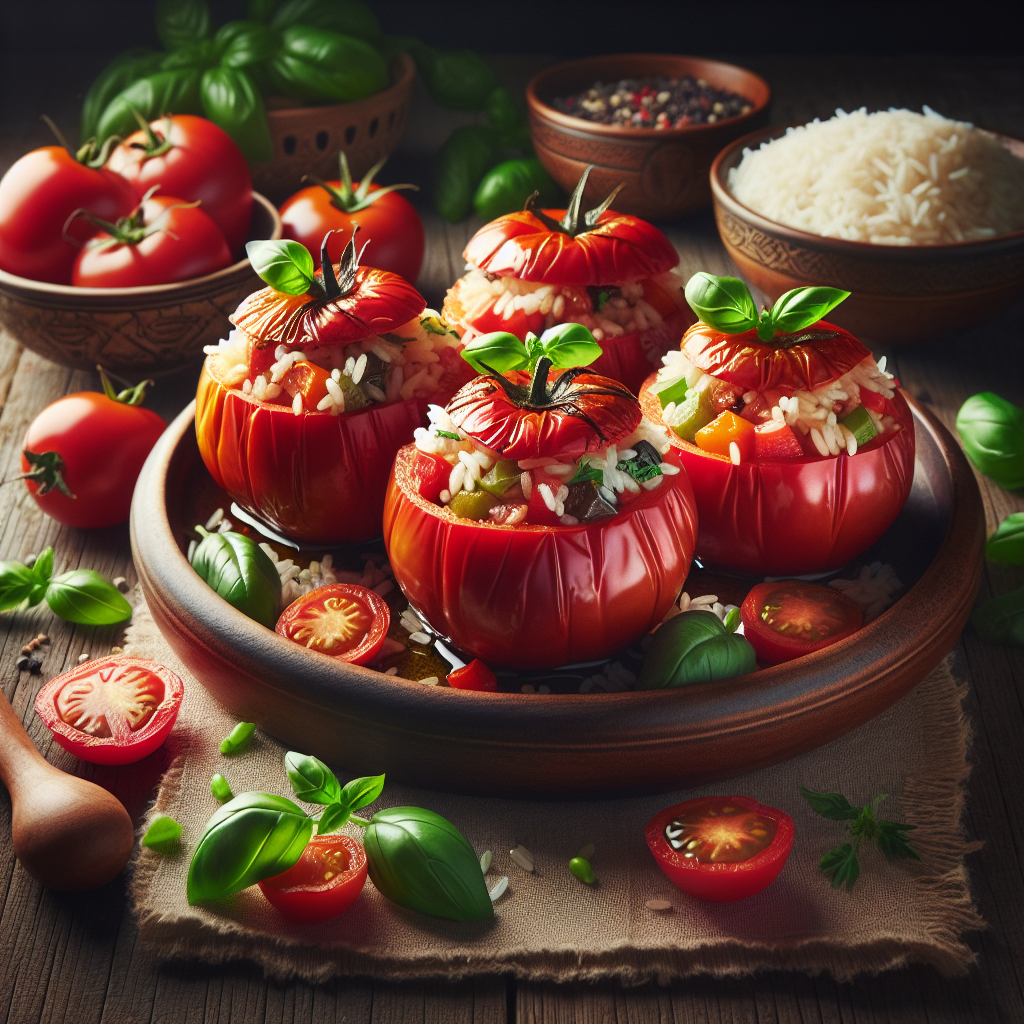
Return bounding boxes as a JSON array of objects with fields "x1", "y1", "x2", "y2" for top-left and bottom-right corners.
[{"x1": 1, "y1": 53, "x2": 1021, "y2": 1024}]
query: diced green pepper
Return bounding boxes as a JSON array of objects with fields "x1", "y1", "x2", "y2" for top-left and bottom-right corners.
[
  {"x1": 478, "y1": 459, "x2": 521, "y2": 497},
  {"x1": 449, "y1": 489, "x2": 499, "y2": 521},
  {"x1": 669, "y1": 389, "x2": 715, "y2": 442},
  {"x1": 840, "y1": 406, "x2": 878, "y2": 447},
  {"x1": 656, "y1": 376, "x2": 689, "y2": 409}
]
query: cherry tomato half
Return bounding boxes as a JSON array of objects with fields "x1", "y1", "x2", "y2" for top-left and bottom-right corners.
[
  {"x1": 276, "y1": 584, "x2": 390, "y2": 664},
  {"x1": 35, "y1": 657, "x2": 184, "y2": 765},
  {"x1": 258, "y1": 834, "x2": 368, "y2": 923},
  {"x1": 646, "y1": 796, "x2": 794, "y2": 902},
  {"x1": 740, "y1": 581, "x2": 863, "y2": 665}
]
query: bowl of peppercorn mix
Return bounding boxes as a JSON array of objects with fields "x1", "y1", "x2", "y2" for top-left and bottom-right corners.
[{"x1": 526, "y1": 54, "x2": 770, "y2": 221}]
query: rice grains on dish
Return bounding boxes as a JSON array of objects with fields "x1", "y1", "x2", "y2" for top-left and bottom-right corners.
[{"x1": 728, "y1": 107, "x2": 1024, "y2": 244}]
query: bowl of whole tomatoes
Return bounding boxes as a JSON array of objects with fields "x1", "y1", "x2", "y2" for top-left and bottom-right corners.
[{"x1": 0, "y1": 115, "x2": 282, "y2": 374}]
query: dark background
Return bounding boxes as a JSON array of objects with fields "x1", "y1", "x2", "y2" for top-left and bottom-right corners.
[{"x1": 1, "y1": 0, "x2": 1021, "y2": 54}]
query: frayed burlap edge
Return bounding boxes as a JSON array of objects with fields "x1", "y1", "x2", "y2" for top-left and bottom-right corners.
[{"x1": 128, "y1": 657, "x2": 984, "y2": 985}]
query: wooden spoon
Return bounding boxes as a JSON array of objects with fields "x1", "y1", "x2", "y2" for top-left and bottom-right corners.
[{"x1": 0, "y1": 687, "x2": 134, "y2": 891}]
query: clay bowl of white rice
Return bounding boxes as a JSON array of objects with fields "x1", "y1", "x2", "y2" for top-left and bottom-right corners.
[{"x1": 710, "y1": 108, "x2": 1024, "y2": 345}]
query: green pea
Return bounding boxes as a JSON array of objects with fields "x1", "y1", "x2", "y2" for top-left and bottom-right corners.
[
  {"x1": 211, "y1": 774, "x2": 234, "y2": 802},
  {"x1": 220, "y1": 721, "x2": 256, "y2": 755},
  {"x1": 569, "y1": 856, "x2": 596, "y2": 884},
  {"x1": 142, "y1": 815, "x2": 182, "y2": 850}
]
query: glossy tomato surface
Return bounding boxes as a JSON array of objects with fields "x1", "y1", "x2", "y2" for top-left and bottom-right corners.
[
  {"x1": 639, "y1": 376, "x2": 916, "y2": 576},
  {"x1": 280, "y1": 181, "x2": 424, "y2": 283},
  {"x1": 0, "y1": 146, "x2": 136, "y2": 284},
  {"x1": 258, "y1": 834, "x2": 368, "y2": 923},
  {"x1": 276, "y1": 583, "x2": 390, "y2": 664},
  {"x1": 22, "y1": 390, "x2": 166, "y2": 528},
  {"x1": 383, "y1": 444, "x2": 699, "y2": 669},
  {"x1": 106, "y1": 115, "x2": 253, "y2": 254},
  {"x1": 646, "y1": 796, "x2": 794, "y2": 902},
  {"x1": 35, "y1": 657, "x2": 184, "y2": 765},
  {"x1": 740, "y1": 581, "x2": 863, "y2": 664},
  {"x1": 72, "y1": 194, "x2": 233, "y2": 288}
]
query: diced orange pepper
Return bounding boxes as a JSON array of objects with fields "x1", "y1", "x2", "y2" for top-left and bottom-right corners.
[
  {"x1": 279, "y1": 362, "x2": 332, "y2": 411},
  {"x1": 694, "y1": 410, "x2": 756, "y2": 462}
]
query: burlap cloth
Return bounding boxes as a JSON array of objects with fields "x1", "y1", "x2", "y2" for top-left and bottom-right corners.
[{"x1": 124, "y1": 596, "x2": 983, "y2": 985}]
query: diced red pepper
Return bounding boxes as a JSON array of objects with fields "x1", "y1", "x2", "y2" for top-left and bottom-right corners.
[
  {"x1": 694, "y1": 410, "x2": 756, "y2": 462},
  {"x1": 413, "y1": 451, "x2": 451, "y2": 503},
  {"x1": 447, "y1": 658, "x2": 498, "y2": 692},
  {"x1": 858, "y1": 389, "x2": 887, "y2": 415},
  {"x1": 279, "y1": 362, "x2": 332, "y2": 411},
  {"x1": 753, "y1": 420, "x2": 804, "y2": 460},
  {"x1": 526, "y1": 471, "x2": 564, "y2": 526}
]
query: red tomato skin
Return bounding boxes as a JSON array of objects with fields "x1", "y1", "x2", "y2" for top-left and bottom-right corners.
[
  {"x1": 646, "y1": 797, "x2": 794, "y2": 902},
  {"x1": 106, "y1": 115, "x2": 252, "y2": 254},
  {"x1": 448, "y1": 659, "x2": 498, "y2": 692},
  {"x1": 640, "y1": 376, "x2": 915, "y2": 576},
  {"x1": 276, "y1": 584, "x2": 390, "y2": 664},
  {"x1": 258, "y1": 835, "x2": 368, "y2": 923},
  {"x1": 22, "y1": 392, "x2": 166, "y2": 528},
  {"x1": 740, "y1": 582, "x2": 863, "y2": 664},
  {"x1": 72, "y1": 195, "x2": 232, "y2": 288},
  {"x1": 383, "y1": 444, "x2": 699, "y2": 669},
  {"x1": 280, "y1": 182, "x2": 424, "y2": 283},
  {"x1": 0, "y1": 146, "x2": 136, "y2": 284},
  {"x1": 34, "y1": 658, "x2": 184, "y2": 766}
]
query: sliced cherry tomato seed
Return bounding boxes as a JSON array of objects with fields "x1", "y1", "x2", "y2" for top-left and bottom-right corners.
[
  {"x1": 276, "y1": 583, "x2": 390, "y2": 665},
  {"x1": 663, "y1": 798, "x2": 778, "y2": 865}
]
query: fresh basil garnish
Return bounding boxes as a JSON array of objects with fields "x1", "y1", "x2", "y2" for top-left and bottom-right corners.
[
  {"x1": 986, "y1": 512, "x2": 1024, "y2": 566},
  {"x1": 637, "y1": 610, "x2": 756, "y2": 689},
  {"x1": 285, "y1": 751, "x2": 342, "y2": 805},
  {"x1": 245, "y1": 239, "x2": 322, "y2": 297},
  {"x1": 765, "y1": 286, "x2": 850, "y2": 337},
  {"x1": 460, "y1": 331, "x2": 530, "y2": 374},
  {"x1": 538, "y1": 321, "x2": 603, "y2": 369},
  {"x1": 970, "y1": 588, "x2": 1024, "y2": 647},
  {"x1": 955, "y1": 392, "x2": 1024, "y2": 491},
  {"x1": 44, "y1": 569, "x2": 132, "y2": 626},
  {"x1": 339, "y1": 772, "x2": 386, "y2": 812},
  {"x1": 191, "y1": 527, "x2": 281, "y2": 629},
  {"x1": 684, "y1": 272, "x2": 758, "y2": 334},
  {"x1": 316, "y1": 801, "x2": 352, "y2": 835},
  {"x1": 0, "y1": 560, "x2": 41, "y2": 611},
  {"x1": 461, "y1": 323, "x2": 604, "y2": 376}
]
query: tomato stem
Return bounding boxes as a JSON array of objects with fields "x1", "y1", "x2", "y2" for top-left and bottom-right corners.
[
  {"x1": 525, "y1": 164, "x2": 625, "y2": 238},
  {"x1": 529, "y1": 356, "x2": 553, "y2": 405},
  {"x1": 127, "y1": 110, "x2": 174, "y2": 158},
  {"x1": 97, "y1": 365, "x2": 153, "y2": 406},
  {"x1": 305, "y1": 152, "x2": 418, "y2": 214},
  {"x1": 14, "y1": 450, "x2": 76, "y2": 498}
]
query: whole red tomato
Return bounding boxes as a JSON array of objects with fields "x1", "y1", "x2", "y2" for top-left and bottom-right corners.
[
  {"x1": 35, "y1": 657, "x2": 184, "y2": 766},
  {"x1": 280, "y1": 155, "x2": 423, "y2": 283},
  {"x1": 71, "y1": 193, "x2": 232, "y2": 288},
  {"x1": 0, "y1": 145, "x2": 136, "y2": 284},
  {"x1": 21, "y1": 374, "x2": 166, "y2": 528},
  {"x1": 106, "y1": 115, "x2": 252, "y2": 254},
  {"x1": 258, "y1": 834, "x2": 368, "y2": 923},
  {"x1": 646, "y1": 796, "x2": 794, "y2": 902},
  {"x1": 383, "y1": 443, "x2": 698, "y2": 669}
]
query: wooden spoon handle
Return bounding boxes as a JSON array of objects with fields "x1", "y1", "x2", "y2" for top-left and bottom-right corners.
[{"x1": 0, "y1": 687, "x2": 49, "y2": 789}]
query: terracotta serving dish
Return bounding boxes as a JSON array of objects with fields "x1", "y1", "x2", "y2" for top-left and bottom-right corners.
[
  {"x1": 0, "y1": 193, "x2": 281, "y2": 375},
  {"x1": 250, "y1": 54, "x2": 415, "y2": 204},
  {"x1": 711, "y1": 125, "x2": 1024, "y2": 345},
  {"x1": 131, "y1": 395, "x2": 982, "y2": 798},
  {"x1": 527, "y1": 54, "x2": 770, "y2": 221}
]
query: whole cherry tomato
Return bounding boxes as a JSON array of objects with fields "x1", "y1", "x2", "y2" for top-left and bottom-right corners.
[
  {"x1": 740, "y1": 581, "x2": 863, "y2": 664},
  {"x1": 280, "y1": 154, "x2": 424, "y2": 283},
  {"x1": 258, "y1": 834, "x2": 368, "y2": 923},
  {"x1": 106, "y1": 115, "x2": 253, "y2": 254},
  {"x1": 71, "y1": 193, "x2": 232, "y2": 288},
  {"x1": 20, "y1": 372, "x2": 166, "y2": 529},
  {"x1": 276, "y1": 584, "x2": 390, "y2": 664},
  {"x1": 0, "y1": 144, "x2": 136, "y2": 284},
  {"x1": 646, "y1": 796, "x2": 794, "y2": 902},
  {"x1": 35, "y1": 657, "x2": 184, "y2": 766}
]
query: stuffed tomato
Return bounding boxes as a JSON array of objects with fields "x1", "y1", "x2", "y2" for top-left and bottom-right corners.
[
  {"x1": 442, "y1": 166, "x2": 695, "y2": 393},
  {"x1": 196, "y1": 232, "x2": 473, "y2": 544},
  {"x1": 639, "y1": 274, "x2": 915, "y2": 576},
  {"x1": 383, "y1": 329, "x2": 699, "y2": 669}
]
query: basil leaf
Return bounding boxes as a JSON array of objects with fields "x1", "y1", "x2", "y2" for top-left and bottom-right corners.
[
  {"x1": 461, "y1": 331, "x2": 529, "y2": 374},
  {"x1": 485, "y1": 86, "x2": 532, "y2": 151},
  {"x1": 970, "y1": 588, "x2": 1024, "y2": 647},
  {"x1": 956, "y1": 392, "x2": 1024, "y2": 490},
  {"x1": 683, "y1": 273, "x2": 758, "y2": 334},
  {"x1": 364, "y1": 806, "x2": 493, "y2": 921},
  {"x1": 0, "y1": 561, "x2": 38, "y2": 612},
  {"x1": 338, "y1": 772, "x2": 385, "y2": 812},
  {"x1": 410, "y1": 45, "x2": 498, "y2": 112},
  {"x1": 801, "y1": 787, "x2": 861, "y2": 821},
  {"x1": 986, "y1": 512, "x2": 1024, "y2": 566},
  {"x1": 285, "y1": 751, "x2": 341, "y2": 805},
  {"x1": 317, "y1": 801, "x2": 351, "y2": 835},
  {"x1": 875, "y1": 820, "x2": 920, "y2": 861},
  {"x1": 270, "y1": 0, "x2": 382, "y2": 43},
  {"x1": 819, "y1": 842, "x2": 860, "y2": 889},
  {"x1": 142, "y1": 815, "x2": 183, "y2": 849},
  {"x1": 433, "y1": 125, "x2": 502, "y2": 222},
  {"x1": 539, "y1": 322, "x2": 602, "y2": 369},
  {"x1": 268, "y1": 26, "x2": 387, "y2": 104},
  {"x1": 45, "y1": 570, "x2": 132, "y2": 626},
  {"x1": 217, "y1": 20, "x2": 280, "y2": 68},
  {"x1": 766, "y1": 286, "x2": 850, "y2": 335},
  {"x1": 245, "y1": 239, "x2": 318, "y2": 296},
  {"x1": 156, "y1": 0, "x2": 211, "y2": 51},
  {"x1": 80, "y1": 48, "x2": 165, "y2": 142},
  {"x1": 95, "y1": 69, "x2": 205, "y2": 142},
  {"x1": 31, "y1": 547, "x2": 54, "y2": 585},
  {"x1": 201, "y1": 66, "x2": 273, "y2": 163},
  {"x1": 637, "y1": 611, "x2": 755, "y2": 689}
]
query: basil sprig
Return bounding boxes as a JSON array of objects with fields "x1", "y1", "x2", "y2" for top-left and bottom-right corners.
[
  {"x1": 802, "y1": 787, "x2": 919, "y2": 890},
  {"x1": 970, "y1": 588, "x2": 1024, "y2": 648},
  {"x1": 461, "y1": 322, "x2": 603, "y2": 375},
  {"x1": 684, "y1": 272, "x2": 850, "y2": 342},
  {"x1": 245, "y1": 239, "x2": 322, "y2": 297},
  {"x1": 0, "y1": 547, "x2": 131, "y2": 626},
  {"x1": 637, "y1": 610, "x2": 755, "y2": 689},
  {"x1": 190, "y1": 526, "x2": 281, "y2": 629}
]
